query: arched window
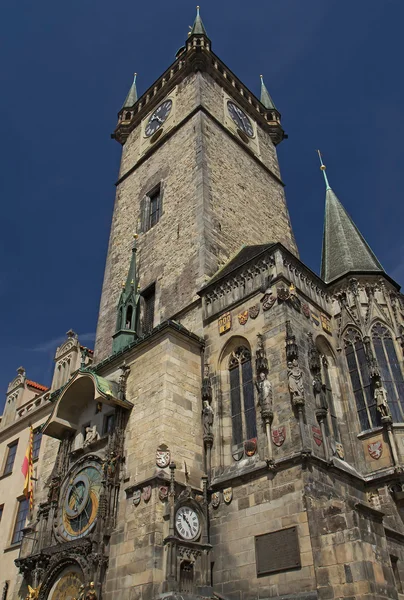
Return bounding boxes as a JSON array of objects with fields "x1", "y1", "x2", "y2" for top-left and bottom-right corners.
[
  {"x1": 228, "y1": 346, "x2": 257, "y2": 448},
  {"x1": 125, "y1": 111, "x2": 131, "y2": 120},
  {"x1": 125, "y1": 305, "x2": 133, "y2": 329},
  {"x1": 372, "y1": 323, "x2": 404, "y2": 422},
  {"x1": 321, "y1": 356, "x2": 340, "y2": 441},
  {"x1": 344, "y1": 328, "x2": 376, "y2": 431}
]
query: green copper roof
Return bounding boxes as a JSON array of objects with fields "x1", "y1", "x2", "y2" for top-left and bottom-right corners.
[
  {"x1": 320, "y1": 156, "x2": 384, "y2": 284},
  {"x1": 122, "y1": 73, "x2": 138, "y2": 109},
  {"x1": 123, "y1": 235, "x2": 139, "y2": 296},
  {"x1": 260, "y1": 75, "x2": 276, "y2": 110},
  {"x1": 190, "y1": 6, "x2": 208, "y2": 36}
]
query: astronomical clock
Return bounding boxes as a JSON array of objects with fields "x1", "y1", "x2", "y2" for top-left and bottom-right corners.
[{"x1": 55, "y1": 458, "x2": 103, "y2": 542}]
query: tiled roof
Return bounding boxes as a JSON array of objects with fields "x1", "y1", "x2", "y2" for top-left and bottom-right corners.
[{"x1": 26, "y1": 380, "x2": 49, "y2": 392}]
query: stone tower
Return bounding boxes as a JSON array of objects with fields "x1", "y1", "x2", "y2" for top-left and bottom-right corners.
[
  {"x1": 94, "y1": 9, "x2": 297, "y2": 362},
  {"x1": 11, "y1": 9, "x2": 404, "y2": 600}
]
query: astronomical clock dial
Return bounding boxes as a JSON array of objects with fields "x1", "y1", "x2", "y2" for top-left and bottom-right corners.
[
  {"x1": 57, "y1": 459, "x2": 103, "y2": 541},
  {"x1": 49, "y1": 569, "x2": 84, "y2": 600},
  {"x1": 145, "y1": 100, "x2": 173, "y2": 137},
  {"x1": 175, "y1": 506, "x2": 200, "y2": 540},
  {"x1": 227, "y1": 101, "x2": 254, "y2": 138}
]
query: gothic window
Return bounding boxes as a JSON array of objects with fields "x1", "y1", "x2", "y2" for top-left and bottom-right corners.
[
  {"x1": 103, "y1": 413, "x2": 115, "y2": 436},
  {"x1": 139, "y1": 185, "x2": 162, "y2": 232},
  {"x1": 125, "y1": 305, "x2": 133, "y2": 329},
  {"x1": 32, "y1": 429, "x2": 42, "y2": 461},
  {"x1": 321, "y1": 357, "x2": 340, "y2": 441},
  {"x1": 125, "y1": 111, "x2": 131, "y2": 120},
  {"x1": 11, "y1": 497, "x2": 29, "y2": 545},
  {"x1": 344, "y1": 328, "x2": 375, "y2": 430},
  {"x1": 117, "y1": 306, "x2": 123, "y2": 330},
  {"x1": 229, "y1": 346, "x2": 257, "y2": 448},
  {"x1": 372, "y1": 323, "x2": 404, "y2": 422},
  {"x1": 3, "y1": 441, "x2": 18, "y2": 476}
]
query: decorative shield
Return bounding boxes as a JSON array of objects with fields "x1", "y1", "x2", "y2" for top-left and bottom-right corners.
[
  {"x1": 302, "y1": 303, "x2": 311, "y2": 319},
  {"x1": 272, "y1": 426, "x2": 286, "y2": 447},
  {"x1": 249, "y1": 304, "x2": 260, "y2": 319},
  {"x1": 335, "y1": 442, "x2": 344, "y2": 460},
  {"x1": 244, "y1": 438, "x2": 257, "y2": 456},
  {"x1": 133, "y1": 490, "x2": 141, "y2": 506},
  {"x1": 231, "y1": 445, "x2": 244, "y2": 461},
  {"x1": 321, "y1": 313, "x2": 332, "y2": 334},
  {"x1": 158, "y1": 486, "x2": 169, "y2": 502},
  {"x1": 223, "y1": 487, "x2": 233, "y2": 504},
  {"x1": 142, "y1": 485, "x2": 152, "y2": 502},
  {"x1": 277, "y1": 286, "x2": 290, "y2": 302},
  {"x1": 311, "y1": 312, "x2": 320, "y2": 327},
  {"x1": 368, "y1": 441, "x2": 383, "y2": 460},
  {"x1": 238, "y1": 310, "x2": 249, "y2": 325},
  {"x1": 261, "y1": 292, "x2": 276, "y2": 311},
  {"x1": 312, "y1": 426, "x2": 323, "y2": 446},
  {"x1": 156, "y1": 444, "x2": 170, "y2": 468},
  {"x1": 211, "y1": 492, "x2": 220, "y2": 508},
  {"x1": 218, "y1": 312, "x2": 232, "y2": 335}
]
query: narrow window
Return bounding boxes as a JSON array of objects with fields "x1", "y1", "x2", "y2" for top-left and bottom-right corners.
[
  {"x1": 0, "y1": 504, "x2": 4, "y2": 523},
  {"x1": 229, "y1": 346, "x2": 257, "y2": 455},
  {"x1": 322, "y1": 357, "x2": 339, "y2": 441},
  {"x1": 11, "y1": 497, "x2": 29, "y2": 545},
  {"x1": 344, "y1": 328, "x2": 375, "y2": 430},
  {"x1": 139, "y1": 186, "x2": 162, "y2": 233},
  {"x1": 125, "y1": 305, "x2": 133, "y2": 329},
  {"x1": 149, "y1": 187, "x2": 161, "y2": 228},
  {"x1": 142, "y1": 285, "x2": 155, "y2": 334},
  {"x1": 391, "y1": 555, "x2": 403, "y2": 593},
  {"x1": 125, "y1": 111, "x2": 131, "y2": 120},
  {"x1": 3, "y1": 441, "x2": 18, "y2": 476},
  {"x1": 372, "y1": 323, "x2": 404, "y2": 422},
  {"x1": 32, "y1": 429, "x2": 42, "y2": 461}
]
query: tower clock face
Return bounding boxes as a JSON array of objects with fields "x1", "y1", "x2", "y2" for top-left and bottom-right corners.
[
  {"x1": 145, "y1": 99, "x2": 173, "y2": 137},
  {"x1": 227, "y1": 101, "x2": 254, "y2": 138},
  {"x1": 175, "y1": 506, "x2": 200, "y2": 540},
  {"x1": 57, "y1": 459, "x2": 103, "y2": 541}
]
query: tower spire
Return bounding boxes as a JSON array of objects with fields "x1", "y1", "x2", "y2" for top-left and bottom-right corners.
[
  {"x1": 122, "y1": 73, "x2": 138, "y2": 109},
  {"x1": 190, "y1": 6, "x2": 208, "y2": 36},
  {"x1": 319, "y1": 153, "x2": 384, "y2": 284},
  {"x1": 260, "y1": 75, "x2": 276, "y2": 110}
]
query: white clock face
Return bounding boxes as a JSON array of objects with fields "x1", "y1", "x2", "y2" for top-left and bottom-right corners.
[{"x1": 175, "y1": 506, "x2": 200, "y2": 540}]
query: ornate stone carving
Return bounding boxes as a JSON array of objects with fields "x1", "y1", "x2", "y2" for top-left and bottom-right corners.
[
  {"x1": 285, "y1": 321, "x2": 298, "y2": 362},
  {"x1": 85, "y1": 582, "x2": 97, "y2": 600},
  {"x1": 84, "y1": 425, "x2": 99, "y2": 446},
  {"x1": 288, "y1": 359, "x2": 304, "y2": 407},
  {"x1": 118, "y1": 362, "x2": 130, "y2": 400},
  {"x1": 201, "y1": 364, "x2": 212, "y2": 404},
  {"x1": 255, "y1": 373, "x2": 273, "y2": 420},
  {"x1": 374, "y1": 380, "x2": 392, "y2": 422},
  {"x1": 255, "y1": 333, "x2": 268, "y2": 374},
  {"x1": 202, "y1": 401, "x2": 214, "y2": 438}
]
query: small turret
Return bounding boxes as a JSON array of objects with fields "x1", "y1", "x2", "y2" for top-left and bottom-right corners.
[
  {"x1": 112, "y1": 235, "x2": 141, "y2": 353},
  {"x1": 186, "y1": 6, "x2": 211, "y2": 54}
]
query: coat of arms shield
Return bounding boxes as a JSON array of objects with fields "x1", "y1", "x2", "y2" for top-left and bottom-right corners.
[
  {"x1": 133, "y1": 489, "x2": 141, "y2": 506},
  {"x1": 312, "y1": 426, "x2": 323, "y2": 446},
  {"x1": 142, "y1": 485, "x2": 152, "y2": 502},
  {"x1": 238, "y1": 310, "x2": 249, "y2": 325},
  {"x1": 244, "y1": 438, "x2": 257, "y2": 456},
  {"x1": 211, "y1": 492, "x2": 220, "y2": 508},
  {"x1": 158, "y1": 486, "x2": 169, "y2": 502},
  {"x1": 156, "y1": 444, "x2": 170, "y2": 468},
  {"x1": 368, "y1": 441, "x2": 383, "y2": 460},
  {"x1": 249, "y1": 304, "x2": 260, "y2": 319},
  {"x1": 223, "y1": 487, "x2": 233, "y2": 504},
  {"x1": 272, "y1": 426, "x2": 286, "y2": 447}
]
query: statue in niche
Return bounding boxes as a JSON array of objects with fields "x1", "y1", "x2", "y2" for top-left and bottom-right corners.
[
  {"x1": 287, "y1": 359, "x2": 304, "y2": 404},
  {"x1": 374, "y1": 380, "x2": 391, "y2": 419},
  {"x1": 84, "y1": 425, "x2": 99, "y2": 446},
  {"x1": 202, "y1": 401, "x2": 214, "y2": 437},
  {"x1": 103, "y1": 451, "x2": 119, "y2": 480},
  {"x1": 255, "y1": 372, "x2": 273, "y2": 415}
]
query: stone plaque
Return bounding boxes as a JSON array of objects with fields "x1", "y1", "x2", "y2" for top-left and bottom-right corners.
[{"x1": 255, "y1": 526, "x2": 301, "y2": 576}]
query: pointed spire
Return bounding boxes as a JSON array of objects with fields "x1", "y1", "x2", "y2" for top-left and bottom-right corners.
[
  {"x1": 260, "y1": 75, "x2": 276, "y2": 110},
  {"x1": 190, "y1": 6, "x2": 207, "y2": 36},
  {"x1": 122, "y1": 73, "x2": 138, "y2": 109},
  {"x1": 319, "y1": 153, "x2": 384, "y2": 284},
  {"x1": 124, "y1": 234, "x2": 138, "y2": 293}
]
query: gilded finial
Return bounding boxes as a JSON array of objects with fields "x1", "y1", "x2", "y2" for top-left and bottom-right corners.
[
  {"x1": 130, "y1": 279, "x2": 134, "y2": 286},
  {"x1": 317, "y1": 150, "x2": 331, "y2": 190}
]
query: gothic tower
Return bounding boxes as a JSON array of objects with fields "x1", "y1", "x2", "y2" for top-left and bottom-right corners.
[{"x1": 94, "y1": 9, "x2": 297, "y2": 361}]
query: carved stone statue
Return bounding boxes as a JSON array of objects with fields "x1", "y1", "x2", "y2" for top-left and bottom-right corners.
[
  {"x1": 84, "y1": 425, "x2": 99, "y2": 446},
  {"x1": 374, "y1": 380, "x2": 391, "y2": 419},
  {"x1": 288, "y1": 359, "x2": 304, "y2": 405},
  {"x1": 85, "y1": 582, "x2": 97, "y2": 600},
  {"x1": 47, "y1": 474, "x2": 61, "y2": 504},
  {"x1": 103, "y1": 451, "x2": 119, "y2": 480},
  {"x1": 255, "y1": 372, "x2": 273, "y2": 416},
  {"x1": 77, "y1": 585, "x2": 85, "y2": 600},
  {"x1": 202, "y1": 401, "x2": 214, "y2": 437}
]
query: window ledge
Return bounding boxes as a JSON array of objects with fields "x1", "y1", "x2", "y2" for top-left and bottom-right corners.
[
  {"x1": 0, "y1": 471, "x2": 13, "y2": 481},
  {"x1": 3, "y1": 543, "x2": 21, "y2": 553},
  {"x1": 357, "y1": 426, "x2": 383, "y2": 440}
]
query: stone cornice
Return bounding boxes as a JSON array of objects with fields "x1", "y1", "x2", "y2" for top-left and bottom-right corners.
[{"x1": 0, "y1": 400, "x2": 52, "y2": 443}]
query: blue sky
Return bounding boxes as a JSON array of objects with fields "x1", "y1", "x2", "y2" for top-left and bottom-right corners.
[{"x1": 1, "y1": 0, "x2": 403, "y2": 412}]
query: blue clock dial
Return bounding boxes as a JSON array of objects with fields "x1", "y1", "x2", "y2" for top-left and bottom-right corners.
[
  {"x1": 145, "y1": 100, "x2": 173, "y2": 137},
  {"x1": 227, "y1": 101, "x2": 254, "y2": 138}
]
